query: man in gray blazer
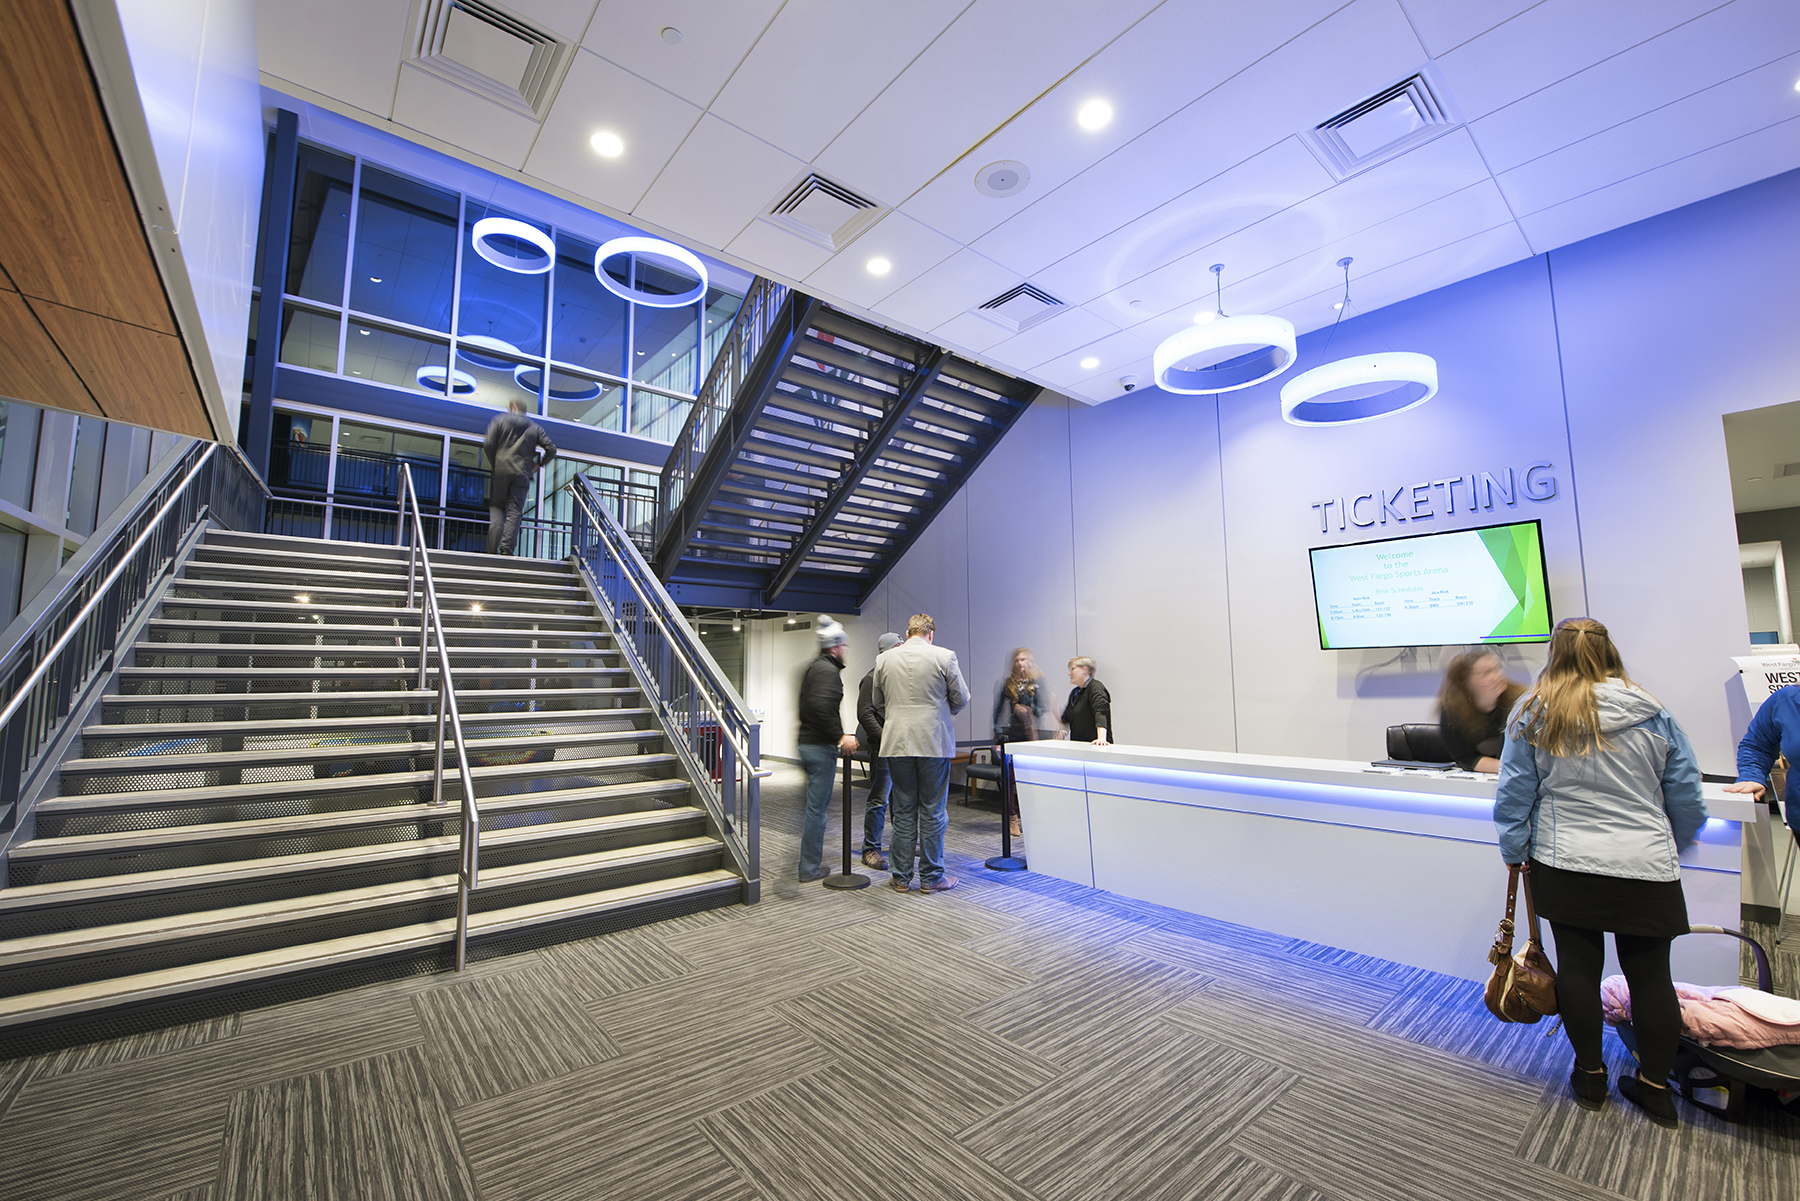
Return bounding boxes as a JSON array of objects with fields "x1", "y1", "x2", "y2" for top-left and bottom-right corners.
[{"x1": 871, "y1": 612, "x2": 970, "y2": 892}]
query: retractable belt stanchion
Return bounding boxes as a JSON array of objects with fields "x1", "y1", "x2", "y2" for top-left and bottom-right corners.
[
  {"x1": 985, "y1": 746, "x2": 1026, "y2": 872},
  {"x1": 824, "y1": 751, "x2": 870, "y2": 890}
]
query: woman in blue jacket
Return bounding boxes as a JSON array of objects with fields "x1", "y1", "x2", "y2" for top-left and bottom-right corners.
[
  {"x1": 1724, "y1": 683, "x2": 1800, "y2": 840},
  {"x1": 1494, "y1": 617, "x2": 1706, "y2": 1128}
]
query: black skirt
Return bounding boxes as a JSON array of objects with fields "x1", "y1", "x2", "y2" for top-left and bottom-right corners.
[{"x1": 1526, "y1": 859, "x2": 1689, "y2": 939}]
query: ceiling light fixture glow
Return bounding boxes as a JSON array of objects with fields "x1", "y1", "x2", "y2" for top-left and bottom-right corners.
[
  {"x1": 1077, "y1": 99, "x2": 1113, "y2": 130},
  {"x1": 471, "y1": 217, "x2": 554, "y2": 274},
  {"x1": 590, "y1": 130, "x2": 625, "y2": 157},
  {"x1": 1192, "y1": 311, "x2": 1216, "y2": 324},
  {"x1": 416, "y1": 365, "x2": 477, "y2": 395},
  {"x1": 1280, "y1": 352, "x2": 1438, "y2": 426},
  {"x1": 866, "y1": 257, "x2": 892, "y2": 275},
  {"x1": 1154, "y1": 264, "x2": 1295, "y2": 395},
  {"x1": 594, "y1": 236, "x2": 709, "y2": 307},
  {"x1": 1079, "y1": 356, "x2": 1100, "y2": 370}
]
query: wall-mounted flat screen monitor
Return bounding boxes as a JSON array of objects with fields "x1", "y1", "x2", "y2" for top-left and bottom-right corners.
[{"x1": 1310, "y1": 519, "x2": 1552, "y2": 650}]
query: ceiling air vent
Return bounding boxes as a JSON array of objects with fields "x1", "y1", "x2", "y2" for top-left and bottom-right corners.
[
  {"x1": 970, "y1": 283, "x2": 1064, "y2": 335},
  {"x1": 411, "y1": 0, "x2": 572, "y2": 120},
  {"x1": 1303, "y1": 69, "x2": 1460, "y2": 179},
  {"x1": 1776, "y1": 462, "x2": 1800, "y2": 478},
  {"x1": 760, "y1": 172, "x2": 886, "y2": 252}
]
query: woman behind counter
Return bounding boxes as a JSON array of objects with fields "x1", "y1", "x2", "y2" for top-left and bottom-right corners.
[
  {"x1": 1493, "y1": 617, "x2": 1705, "y2": 1129},
  {"x1": 1438, "y1": 650, "x2": 1525, "y2": 772},
  {"x1": 1060, "y1": 656, "x2": 1112, "y2": 747},
  {"x1": 993, "y1": 648, "x2": 1047, "y2": 838}
]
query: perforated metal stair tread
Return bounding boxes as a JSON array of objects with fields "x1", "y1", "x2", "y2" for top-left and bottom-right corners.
[
  {"x1": 156, "y1": 596, "x2": 604, "y2": 626},
  {"x1": 133, "y1": 643, "x2": 622, "y2": 664},
  {"x1": 117, "y1": 665, "x2": 630, "y2": 682},
  {"x1": 145, "y1": 619, "x2": 616, "y2": 644},
  {"x1": 170, "y1": 577, "x2": 592, "y2": 611},
  {"x1": 83, "y1": 707, "x2": 654, "y2": 742},
  {"x1": 0, "y1": 836, "x2": 723, "y2": 972},
  {"x1": 0, "y1": 869, "x2": 741, "y2": 1029},
  {"x1": 181, "y1": 561, "x2": 587, "y2": 597},
  {"x1": 190, "y1": 548, "x2": 576, "y2": 585},
  {"x1": 102, "y1": 686, "x2": 637, "y2": 709}
]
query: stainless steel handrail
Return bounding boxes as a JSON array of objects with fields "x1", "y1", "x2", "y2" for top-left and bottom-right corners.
[
  {"x1": 567, "y1": 478, "x2": 769, "y2": 781},
  {"x1": 399, "y1": 463, "x2": 482, "y2": 971}
]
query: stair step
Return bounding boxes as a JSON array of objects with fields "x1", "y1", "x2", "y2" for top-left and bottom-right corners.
[
  {"x1": 101, "y1": 687, "x2": 638, "y2": 716},
  {"x1": 82, "y1": 707, "x2": 653, "y2": 744},
  {"x1": 0, "y1": 868, "x2": 740, "y2": 1029},
  {"x1": 22, "y1": 778, "x2": 693, "y2": 861},
  {"x1": 201, "y1": 531, "x2": 575, "y2": 575},
  {"x1": 154, "y1": 596, "x2": 601, "y2": 627},
  {"x1": 33, "y1": 752, "x2": 681, "y2": 817},
  {"x1": 193, "y1": 542, "x2": 579, "y2": 581},
  {"x1": 132, "y1": 643, "x2": 620, "y2": 665},
  {"x1": 115, "y1": 665, "x2": 630, "y2": 684},
  {"x1": 144, "y1": 618, "x2": 614, "y2": 645},
  {"x1": 168, "y1": 577, "x2": 592, "y2": 612},
  {"x1": 182, "y1": 560, "x2": 586, "y2": 598},
  {"x1": 0, "y1": 837, "x2": 722, "y2": 973}
]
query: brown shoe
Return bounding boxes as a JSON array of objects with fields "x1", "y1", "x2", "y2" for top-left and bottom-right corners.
[
  {"x1": 1008, "y1": 817, "x2": 1022, "y2": 838},
  {"x1": 919, "y1": 874, "x2": 960, "y2": 893},
  {"x1": 862, "y1": 850, "x2": 890, "y2": 870},
  {"x1": 888, "y1": 876, "x2": 912, "y2": 892}
]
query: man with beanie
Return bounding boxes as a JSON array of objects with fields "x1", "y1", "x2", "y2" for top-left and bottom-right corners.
[
  {"x1": 854, "y1": 632, "x2": 902, "y2": 870},
  {"x1": 483, "y1": 399, "x2": 557, "y2": 556},
  {"x1": 872, "y1": 613, "x2": 970, "y2": 893},
  {"x1": 797, "y1": 616, "x2": 857, "y2": 882}
]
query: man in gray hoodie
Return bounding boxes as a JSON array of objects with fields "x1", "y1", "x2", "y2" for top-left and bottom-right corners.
[{"x1": 483, "y1": 400, "x2": 557, "y2": 555}]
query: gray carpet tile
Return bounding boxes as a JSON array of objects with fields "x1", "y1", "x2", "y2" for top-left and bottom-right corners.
[
  {"x1": 962, "y1": 904, "x2": 1175, "y2": 977},
  {"x1": 215, "y1": 1045, "x2": 476, "y2": 1201},
  {"x1": 1739, "y1": 915, "x2": 1800, "y2": 1000},
  {"x1": 698, "y1": 1067, "x2": 1044, "y2": 1201},
  {"x1": 773, "y1": 974, "x2": 1062, "y2": 1133},
  {"x1": 1124, "y1": 925, "x2": 1406, "y2": 1025},
  {"x1": 1515, "y1": 1044, "x2": 1800, "y2": 1201},
  {"x1": 964, "y1": 946, "x2": 1211, "y2": 1067},
  {"x1": 0, "y1": 1014, "x2": 241, "y2": 1125},
  {"x1": 1141, "y1": 1150, "x2": 1331, "y2": 1201},
  {"x1": 534, "y1": 921, "x2": 696, "y2": 1002},
  {"x1": 810, "y1": 917, "x2": 1038, "y2": 1011},
  {"x1": 1282, "y1": 939, "x2": 1450, "y2": 985},
  {"x1": 412, "y1": 964, "x2": 619, "y2": 1108},
  {"x1": 163, "y1": 1186, "x2": 217, "y2": 1201},
  {"x1": 960, "y1": 1021, "x2": 1299, "y2": 1201},
  {"x1": 451, "y1": 1009, "x2": 821, "y2": 1201},
  {"x1": 545, "y1": 1123, "x2": 768, "y2": 1201},
  {"x1": 1365, "y1": 967, "x2": 1622, "y2": 1079}
]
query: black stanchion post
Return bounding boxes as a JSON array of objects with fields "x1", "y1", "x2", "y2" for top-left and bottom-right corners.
[
  {"x1": 824, "y1": 750, "x2": 869, "y2": 890},
  {"x1": 985, "y1": 745, "x2": 1026, "y2": 872}
]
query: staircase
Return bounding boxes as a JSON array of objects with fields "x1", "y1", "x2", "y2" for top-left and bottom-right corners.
[
  {"x1": 654, "y1": 280, "x2": 1041, "y2": 611},
  {"x1": 0, "y1": 528, "x2": 741, "y2": 1031}
]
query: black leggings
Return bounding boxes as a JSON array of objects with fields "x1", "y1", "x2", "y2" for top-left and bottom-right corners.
[{"x1": 1549, "y1": 922, "x2": 1680, "y2": 1082}]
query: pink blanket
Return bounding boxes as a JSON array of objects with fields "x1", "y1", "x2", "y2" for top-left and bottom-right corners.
[{"x1": 1601, "y1": 975, "x2": 1800, "y2": 1048}]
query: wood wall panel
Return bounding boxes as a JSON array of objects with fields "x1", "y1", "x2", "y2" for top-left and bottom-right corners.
[
  {"x1": 0, "y1": 291, "x2": 102, "y2": 415},
  {"x1": 30, "y1": 300, "x2": 212, "y2": 438}
]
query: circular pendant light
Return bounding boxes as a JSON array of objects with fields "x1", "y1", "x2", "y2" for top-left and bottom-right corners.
[
  {"x1": 1151, "y1": 264, "x2": 1296, "y2": 395},
  {"x1": 470, "y1": 217, "x2": 554, "y2": 274},
  {"x1": 416, "y1": 365, "x2": 477, "y2": 395},
  {"x1": 1280, "y1": 352, "x2": 1438, "y2": 425},
  {"x1": 514, "y1": 365, "x2": 603, "y2": 402},
  {"x1": 593, "y1": 236, "x2": 709, "y2": 308},
  {"x1": 456, "y1": 334, "x2": 523, "y2": 371}
]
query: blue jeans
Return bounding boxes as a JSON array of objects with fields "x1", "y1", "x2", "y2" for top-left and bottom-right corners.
[
  {"x1": 862, "y1": 757, "x2": 891, "y2": 854},
  {"x1": 887, "y1": 757, "x2": 950, "y2": 886},
  {"x1": 797, "y1": 742, "x2": 839, "y2": 879}
]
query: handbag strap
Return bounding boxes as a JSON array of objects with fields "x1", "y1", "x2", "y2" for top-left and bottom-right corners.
[
  {"x1": 1491, "y1": 865, "x2": 1521, "y2": 958},
  {"x1": 1518, "y1": 862, "x2": 1545, "y2": 946}
]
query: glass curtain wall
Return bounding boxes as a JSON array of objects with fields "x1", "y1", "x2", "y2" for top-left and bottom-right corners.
[{"x1": 271, "y1": 140, "x2": 743, "y2": 441}]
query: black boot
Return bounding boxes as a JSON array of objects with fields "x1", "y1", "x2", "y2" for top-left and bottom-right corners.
[
  {"x1": 1618, "y1": 1073, "x2": 1679, "y2": 1128},
  {"x1": 1569, "y1": 1067, "x2": 1608, "y2": 1111}
]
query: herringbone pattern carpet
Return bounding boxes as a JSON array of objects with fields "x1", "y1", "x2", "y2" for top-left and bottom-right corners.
[{"x1": 0, "y1": 763, "x2": 1794, "y2": 1201}]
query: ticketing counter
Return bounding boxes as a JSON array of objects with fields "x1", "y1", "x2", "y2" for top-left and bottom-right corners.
[{"x1": 1010, "y1": 743, "x2": 1772, "y2": 986}]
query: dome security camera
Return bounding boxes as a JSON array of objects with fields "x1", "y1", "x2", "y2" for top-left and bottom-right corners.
[{"x1": 1120, "y1": 374, "x2": 1139, "y2": 392}]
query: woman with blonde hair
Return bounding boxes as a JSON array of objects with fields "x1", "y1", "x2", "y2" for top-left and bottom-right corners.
[
  {"x1": 1494, "y1": 617, "x2": 1706, "y2": 1128},
  {"x1": 991, "y1": 648, "x2": 1046, "y2": 837},
  {"x1": 1437, "y1": 650, "x2": 1525, "y2": 772}
]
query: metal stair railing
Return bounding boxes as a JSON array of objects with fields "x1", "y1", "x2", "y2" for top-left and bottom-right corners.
[
  {"x1": 398, "y1": 464, "x2": 482, "y2": 971},
  {"x1": 655, "y1": 276, "x2": 790, "y2": 547},
  {"x1": 0, "y1": 441, "x2": 269, "y2": 837},
  {"x1": 569, "y1": 473, "x2": 767, "y2": 896}
]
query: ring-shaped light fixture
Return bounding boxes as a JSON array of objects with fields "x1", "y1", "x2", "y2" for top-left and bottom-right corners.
[
  {"x1": 1152, "y1": 313, "x2": 1296, "y2": 394},
  {"x1": 416, "y1": 365, "x2": 477, "y2": 395},
  {"x1": 513, "y1": 365, "x2": 604, "y2": 402},
  {"x1": 456, "y1": 335, "x2": 524, "y2": 371},
  {"x1": 593, "y1": 236, "x2": 709, "y2": 308},
  {"x1": 1279, "y1": 352, "x2": 1438, "y2": 426},
  {"x1": 470, "y1": 217, "x2": 555, "y2": 274}
]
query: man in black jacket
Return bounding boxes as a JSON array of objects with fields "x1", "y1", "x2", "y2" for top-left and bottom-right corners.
[
  {"x1": 797, "y1": 616, "x2": 857, "y2": 882},
  {"x1": 483, "y1": 400, "x2": 557, "y2": 555},
  {"x1": 854, "y1": 632, "x2": 902, "y2": 870}
]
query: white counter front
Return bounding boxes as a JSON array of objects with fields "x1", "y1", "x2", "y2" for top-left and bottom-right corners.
[{"x1": 1008, "y1": 743, "x2": 1769, "y2": 986}]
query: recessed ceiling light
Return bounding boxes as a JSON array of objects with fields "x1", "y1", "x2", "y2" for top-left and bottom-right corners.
[
  {"x1": 1077, "y1": 99, "x2": 1112, "y2": 130},
  {"x1": 369, "y1": 276, "x2": 382, "y2": 283},
  {"x1": 1193, "y1": 311, "x2": 1217, "y2": 324},
  {"x1": 1333, "y1": 302, "x2": 1344, "y2": 310},
  {"x1": 590, "y1": 131, "x2": 625, "y2": 157},
  {"x1": 359, "y1": 328, "x2": 371, "y2": 335},
  {"x1": 660, "y1": 26, "x2": 682, "y2": 44},
  {"x1": 866, "y1": 257, "x2": 891, "y2": 275},
  {"x1": 1079, "y1": 356, "x2": 1100, "y2": 370}
]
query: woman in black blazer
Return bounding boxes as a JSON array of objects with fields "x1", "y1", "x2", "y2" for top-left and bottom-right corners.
[{"x1": 1060, "y1": 656, "x2": 1113, "y2": 746}]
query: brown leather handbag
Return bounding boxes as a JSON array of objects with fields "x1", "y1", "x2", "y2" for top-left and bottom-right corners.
[{"x1": 1483, "y1": 863, "x2": 1559, "y2": 1023}]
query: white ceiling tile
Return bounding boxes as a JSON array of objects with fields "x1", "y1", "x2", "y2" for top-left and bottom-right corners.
[
  {"x1": 1030, "y1": 139, "x2": 1336, "y2": 309},
  {"x1": 725, "y1": 218, "x2": 833, "y2": 284},
  {"x1": 634, "y1": 116, "x2": 804, "y2": 251},
  {"x1": 801, "y1": 213, "x2": 961, "y2": 308},
  {"x1": 894, "y1": 0, "x2": 1345, "y2": 245},
  {"x1": 1062, "y1": 363, "x2": 1149, "y2": 405},
  {"x1": 1518, "y1": 113, "x2": 1800, "y2": 251},
  {"x1": 1471, "y1": 0, "x2": 1800, "y2": 174},
  {"x1": 932, "y1": 311, "x2": 1013, "y2": 353},
  {"x1": 582, "y1": 0, "x2": 784, "y2": 108},
  {"x1": 1395, "y1": 0, "x2": 1539, "y2": 57},
  {"x1": 814, "y1": 0, "x2": 1163, "y2": 205},
  {"x1": 524, "y1": 49, "x2": 703, "y2": 211},
  {"x1": 970, "y1": 0, "x2": 1429, "y2": 278},
  {"x1": 1495, "y1": 53, "x2": 1800, "y2": 216},
  {"x1": 391, "y1": 66, "x2": 542, "y2": 169},
  {"x1": 505, "y1": 0, "x2": 600, "y2": 41},
  {"x1": 255, "y1": 0, "x2": 409, "y2": 118},
  {"x1": 1033, "y1": 330, "x2": 1157, "y2": 389},
  {"x1": 981, "y1": 306, "x2": 1122, "y2": 371},
  {"x1": 1435, "y1": 0, "x2": 1726, "y2": 120},
  {"x1": 709, "y1": 0, "x2": 968, "y2": 164},
  {"x1": 871, "y1": 249, "x2": 1022, "y2": 335}
]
